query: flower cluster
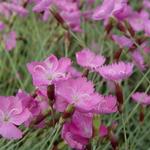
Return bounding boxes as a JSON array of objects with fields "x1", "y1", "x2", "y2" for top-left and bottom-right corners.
[{"x1": 0, "y1": 0, "x2": 150, "y2": 149}]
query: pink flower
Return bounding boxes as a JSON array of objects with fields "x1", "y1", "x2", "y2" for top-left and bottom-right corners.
[
  {"x1": 68, "y1": 67, "x2": 82, "y2": 78},
  {"x1": 33, "y1": 0, "x2": 52, "y2": 12},
  {"x1": 112, "y1": 35, "x2": 133, "y2": 48},
  {"x1": 70, "y1": 111, "x2": 93, "y2": 138},
  {"x1": 6, "y1": 3, "x2": 28, "y2": 16},
  {"x1": 0, "y1": 96, "x2": 30, "y2": 139},
  {"x1": 53, "y1": 95, "x2": 68, "y2": 112},
  {"x1": 92, "y1": 0, "x2": 127, "y2": 20},
  {"x1": 61, "y1": 111, "x2": 93, "y2": 150},
  {"x1": 56, "y1": 77, "x2": 101, "y2": 112},
  {"x1": 33, "y1": 0, "x2": 82, "y2": 32},
  {"x1": 128, "y1": 10, "x2": 149, "y2": 32},
  {"x1": 98, "y1": 61, "x2": 134, "y2": 81},
  {"x1": 93, "y1": 95, "x2": 118, "y2": 114},
  {"x1": 3, "y1": 31, "x2": 17, "y2": 51},
  {"x1": 16, "y1": 90, "x2": 41, "y2": 126},
  {"x1": 99, "y1": 124, "x2": 108, "y2": 137},
  {"x1": 76, "y1": 49, "x2": 105, "y2": 71},
  {"x1": 143, "y1": 0, "x2": 150, "y2": 9},
  {"x1": 130, "y1": 50, "x2": 145, "y2": 71},
  {"x1": 27, "y1": 55, "x2": 71, "y2": 87},
  {"x1": 132, "y1": 92, "x2": 150, "y2": 105}
]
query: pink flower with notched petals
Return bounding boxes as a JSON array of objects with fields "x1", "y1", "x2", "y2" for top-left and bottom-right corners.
[
  {"x1": 27, "y1": 55, "x2": 71, "y2": 87},
  {"x1": 3, "y1": 31, "x2": 17, "y2": 51},
  {"x1": 56, "y1": 77, "x2": 101, "y2": 112},
  {"x1": 0, "y1": 96, "x2": 30, "y2": 139},
  {"x1": 132, "y1": 92, "x2": 150, "y2": 105},
  {"x1": 16, "y1": 90, "x2": 41, "y2": 126},
  {"x1": 92, "y1": 0, "x2": 127, "y2": 20},
  {"x1": 143, "y1": 0, "x2": 150, "y2": 9},
  {"x1": 98, "y1": 61, "x2": 134, "y2": 81},
  {"x1": 0, "y1": 2, "x2": 28, "y2": 17},
  {"x1": 76, "y1": 49, "x2": 105, "y2": 71},
  {"x1": 128, "y1": 10, "x2": 149, "y2": 32},
  {"x1": 112, "y1": 35, "x2": 133, "y2": 48},
  {"x1": 61, "y1": 111, "x2": 93, "y2": 150},
  {"x1": 93, "y1": 95, "x2": 118, "y2": 114}
]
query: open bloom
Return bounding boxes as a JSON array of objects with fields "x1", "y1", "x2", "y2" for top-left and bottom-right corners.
[
  {"x1": 127, "y1": 10, "x2": 149, "y2": 32},
  {"x1": 132, "y1": 92, "x2": 150, "y2": 105},
  {"x1": 27, "y1": 55, "x2": 71, "y2": 87},
  {"x1": 76, "y1": 49, "x2": 105, "y2": 71},
  {"x1": 112, "y1": 35, "x2": 133, "y2": 48},
  {"x1": 0, "y1": 2, "x2": 28, "y2": 17},
  {"x1": 98, "y1": 61, "x2": 134, "y2": 81},
  {"x1": 33, "y1": 0, "x2": 82, "y2": 31},
  {"x1": 61, "y1": 111, "x2": 93, "y2": 150},
  {"x1": 56, "y1": 77, "x2": 101, "y2": 112},
  {"x1": 17, "y1": 90, "x2": 41, "y2": 126},
  {"x1": 92, "y1": 0, "x2": 127, "y2": 20},
  {"x1": 93, "y1": 95, "x2": 118, "y2": 114},
  {"x1": 0, "y1": 96, "x2": 30, "y2": 139}
]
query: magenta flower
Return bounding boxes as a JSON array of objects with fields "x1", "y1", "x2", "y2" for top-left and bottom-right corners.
[
  {"x1": 112, "y1": 35, "x2": 133, "y2": 48},
  {"x1": 76, "y1": 49, "x2": 105, "y2": 71},
  {"x1": 17, "y1": 90, "x2": 41, "y2": 126},
  {"x1": 3, "y1": 31, "x2": 17, "y2": 51},
  {"x1": 56, "y1": 77, "x2": 101, "y2": 112},
  {"x1": 61, "y1": 111, "x2": 93, "y2": 149},
  {"x1": 33, "y1": 0, "x2": 82, "y2": 32},
  {"x1": 128, "y1": 10, "x2": 149, "y2": 32},
  {"x1": 98, "y1": 61, "x2": 134, "y2": 81},
  {"x1": 70, "y1": 111, "x2": 93, "y2": 138},
  {"x1": 92, "y1": 0, "x2": 127, "y2": 20},
  {"x1": 0, "y1": 96, "x2": 30, "y2": 139},
  {"x1": 132, "y1": 92, "x2": 150, "y2": 105},
  {"x1": 130, "y1": 50, "x2": 145, "y2": 71},
  {"x1": 143, "y1": 0, "x2": 150, "y2": 9},
  {"x1": 27, "y1": 55, "x2": 71, "y2": 87},
  {"x1": 6, "y1": 3, "x2": 28, "y2": 16},
  {"x1": 93, "y1": 95, "x2": 118, "y2": 114},
  {"x1": 53, "y1": 95, "x2": 68, "y2": 112}
]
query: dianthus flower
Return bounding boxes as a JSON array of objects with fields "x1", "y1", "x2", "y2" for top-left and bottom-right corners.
[
  {"x1": 76, "y1": 49, "x2": 105, "y2": 71},
  {"x1": 93, "y1": 95, "x2": 118, "y2": 114},
  {"x1": 33, "y1": 0, "x2": 82, "y2": 31},
  {"x1": 92, "y1": 0, "x2": 127, "y2": 20},
  {"x1": 61, "y1": 111, "x2": 93, "y2": 150},
  {"x1": 132, "y1": 92, "x2": 150, "y2": 105},
  {"x1": 27, "y1": 54, "x2": 71, "y2": 87},
  {"x1": 56, "y1": 77, "x2": 101, "y2": 112},
  {"x1": 112, "y1": 35, "x2": 133, "y2": 48},
  {"x1": 127, "y1": 10, "x2": 149, "y2": 32},
  {"x1": 98, "y1": 61, "x2": 134, "y2": 81},
  {"x1": 0, "y1": 96, "x2": 30, "y2": 139}
]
